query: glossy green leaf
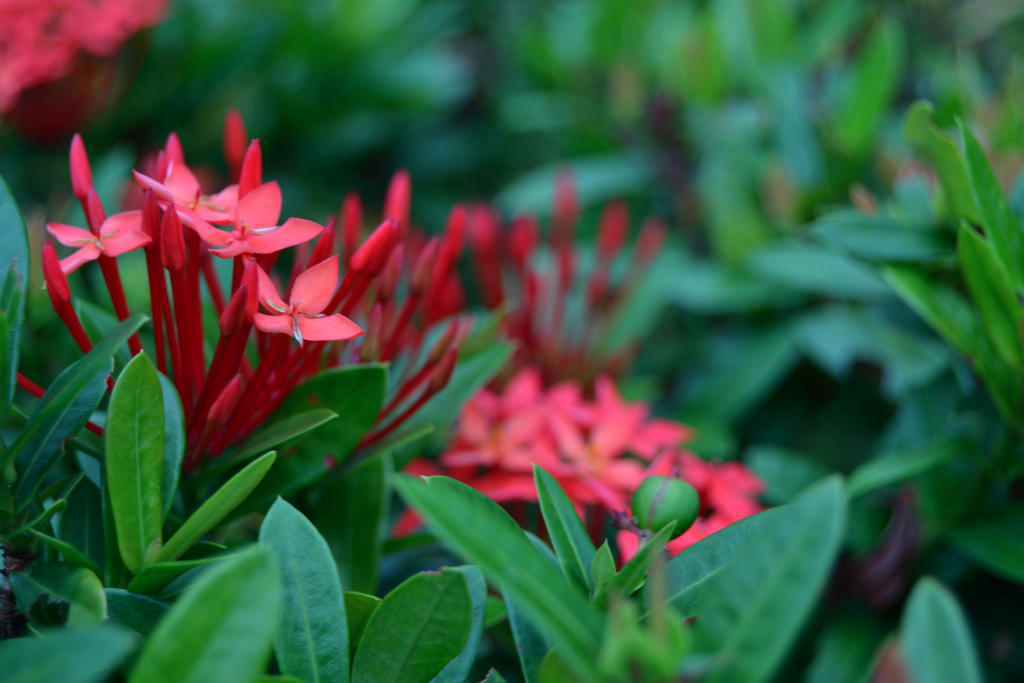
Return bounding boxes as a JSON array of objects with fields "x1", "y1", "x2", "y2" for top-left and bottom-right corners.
[
  {"x1": 433, "y1": 566, "x2": 487, "y2": 683},
  {"x1": 344, "y1": 592, "x2": 382, "y2": 660},
  {"x1": 127, "y1": 552, "x2": 246, "y2": 595},
  {"x1": 224, "y1": 408, "x2": 338, "y2": 470},
  {"x1": 395, "y1": 475, "x2": 603, "y2": 679},
  {"x1": 0, "y1": 174, "x2": 29, "y2": 425},
  {"x1": 957, "y1": 225, "x2": 1024, "y2": 369},
  {"x1": 260, "y1": 498, "x2": 349, "y2": 683},
  {"x1": 314, "y1": 452, "x2": 390, "y2": 594},
  {"x1": 0, "y1": 623, "x2": 137, "y2": 683},
  {"x1": 946, "y1": 504, "x2": 1024, "y2": 583},
  {"x1": 590, "y1": 541, "x2": 616, "y2": 598},
  {"x1": 29, "y1": 529, "x2": 100, "y2": 575},
  {"x1": 104, "y1": 588, "x2": 168, "y2": 638},
  {"x1": 10, "y1": 563, "x2": 107, "y2": 626},
  {"x1": 11, "y1": 358, "x2": 109, "y2": 509},
  {"x1": 351, "y1": 568, "x2": 472, "y2": 683},
  {"x1": 593, "y1": 522, "x2": 675, "y2": 608},
  {"x1": 533, "y1": 465, "x2": 595, "y2": 592},
  {"x1": 847, "y1": 441, "x2": 960, "y2": 498},
  {"x1": 904, "y1": 102, "x2": 979, "y2": 221},
  {"x1": 156, "y1": 451, "x2": 276, "y2": 563},
  {"x1": 130, "y1": 549, "x2": 281, "y2": 683},
  {"x1": 59, "y1": 477, "x2": 104, "y2": 573},
  {"x1": 692, "y1": 476, "x2": 846, "y2": 683},
  {"x1": 899, "y1": 578, "x2": 981, "y2": 683},
  {"x1": 961, "y1": 119, "x2": 1024, "y2": 293},
  {"x1": 158, "y1": 373, "x2": 185, "y2": 517},
  {"x1": 106, "y1": 353, "x2": 165, "y2": 573},
  {"x1": 506, "y1": 594, "x2": 548, "y2": 683}
]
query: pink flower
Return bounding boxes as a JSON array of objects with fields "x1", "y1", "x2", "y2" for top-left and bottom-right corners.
[
  {"x1": 46, "y1": 210, "x2": 151, "y2": 273},
  {"x1": 134, "y1": 160, "x2": 238, "y2": 225},
  {"x1": 254, "y1": 255, "x2": 363, "y2": 345},
  {"x1": 186, "y1": 181, "x2": 323, "y2": 258}
]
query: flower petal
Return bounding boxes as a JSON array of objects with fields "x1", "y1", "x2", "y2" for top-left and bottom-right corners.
[
  {"x1": 181, "y1": 213, "x2": 233, "y2": 248},
  {"x1": 132, "y1": 170, "x2": 174, "y2": 203},
  {"x1": 46, "y1": 223, "x2": 95, "y2": 247},
  {"x1": 59, "y1": 244, "x2": 101, "y2": 274},
  {"x1": 197, "y1": 185, "x2": 239, "y2": 225},
  {"x1": 296, "y1": 314, "x2": 363, "y2": 341},
  {"x1": 163, "y1": 160, "x2": 202, "y2": 207},
  {"x1": 101, "y1": 229, "x2": 152, "y2": 258},
  {"x1": 256, "y1": 267, "x2": 288, "y2": 312},
  {"x1": 253, "y1": 312, "x2": 294, "y2": 336},
  {"x1": 98, "y1": 210, "x2": 143, "y2": 239},
  {"x1": 237, "y1": 181, "x2": 281, "y2": 230},
  {"x1": 290, "y1": 255, "x2": 338, "y2": 313},
  {"x1": 245, "y1": 217, "x2": 322, "y2": 255}
]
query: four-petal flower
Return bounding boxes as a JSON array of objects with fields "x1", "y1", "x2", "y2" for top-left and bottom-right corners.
[{"x1": 46, "y1": 211, "x2": 152, "y2": 274}]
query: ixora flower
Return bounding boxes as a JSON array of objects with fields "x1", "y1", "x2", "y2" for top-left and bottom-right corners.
[{"x1": 31, "y1": 117, "x2": 468, "y2": 469}]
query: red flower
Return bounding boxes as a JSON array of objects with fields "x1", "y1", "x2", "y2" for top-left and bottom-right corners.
[
  {"x1": 134, "y1": 160, "x2": 239, "y2": 225},
  {"x1": 254, "y1": 256, "x2": 363, "y2": 345},
  {"x1": 46, "y1": 211, "x2": 151, "y2": 273}
]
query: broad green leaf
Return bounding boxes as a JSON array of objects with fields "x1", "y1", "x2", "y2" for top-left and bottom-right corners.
[
  {"x1": 260, "y1": 498, "x2": 349, "y2": 683},
  {"x1": 961, "y1": 120, "x2": 1024, "y2": 293},
  {"x1": 351, "y1": 568, "x2": 472, "y2": 683},
  {"x1": 946, "y1": 504, "x2": 1024, "y2": 583},
  {"x1": 395, "y1": 475, "x2": 603, "y2": 679},
  {"x1": 506, "y1": 594, "x2": 548, "y2": 683},
  {"x1": 899, "y1": 578, "x2": 981, "y2": 683},
  {"x1": 59, "y1": 478, "x2": 104, "y2": 573},
  {"x1": 29, "y1": 529, "x2": 100, "y2": 575},
  {"x1": 10, "y1": 563, "x2": 107, "y2": 626},
  {"x1": 533, "y1": 465, "x2": 595, "y2": 592},
  {"x1": 432, "y1": 566, "x2": 487, "y2": 683},
  {"x1": 156, "y1": 451, "x2": 276, "y2": 563},
  {"x1": 11, "y1": 359, "x2": 109, "y2": 509},
  {"x1": 313, "y1": 451, "x2": 390, "y2": 594},
  {"x1": 692, "y1": 476, "x2": 846, "y2": 683},
  {"x1": 0, "y1": 624, "x2": 137, "y2": 683},
  {"x1": 344, "y1": 592, "x2": 382, "y2": 660},
  {"x1": 904, "y1": 102, "x2": 979, "y2": 221},
  {"x1": 106, "y1": 353, "x2": 165, "y2": 573},
  {"x1": 127, "y1": 552, "x2": 246, "y2": 595},
  {"x1": 130, "y1": 549, "x2": 282, "y2": 683},
  {"x1": 957, "y1": 225, "x2": 1024, "y2": 369},
  {"x1": 847, "y1": 441, "x2": 960, "y2": 498},
  {"x1": 593, "y1": 522, "x2": 675, "y2": 608},
  {"x1": 746, "y1": 445, "x2": 829, "y2": 505},
  {"x1": 747, "y1": 241, "x2": 891, "y2": 300},
  {"x1": 0, "y1": 174, "x2": 29, "y2": 424},
  {"x1": 810, "y1": 210, "x2": 947, "y2": 262},
  {"x1": 158, "y1": 373, "x2": 185, "y2": 517},
  {"x1": 104, "y1": 588, "x2": 168, "y2": 638}
]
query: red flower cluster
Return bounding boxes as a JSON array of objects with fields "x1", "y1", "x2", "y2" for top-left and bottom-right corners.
[
  {"x1": 30, "y1": 114, "x2": 466, "y2": 470},
  {"x1": 467, "y1": 174, "x2": 665, "y2": 386},
  {"x1": 0, "y1": 0, "x2": 166, "y2": 112},
  {"x1": 403, "y1": 368, "x2": 763, "y2": 555}
]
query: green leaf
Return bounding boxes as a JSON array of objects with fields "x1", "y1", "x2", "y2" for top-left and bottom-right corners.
[
  {"x1": 29, "y1": 529, "x2": 100, "y2": 575},
  {"x1": 945, "y1": 504, "x2": 1024, "y2": 583},
  {"x1": 747, "y1": 241, "x2": 891, "y2": 300},
  {"x1": 313, "y1": 451, "x2": 391, "y2": 594},
  {"x1": 156, "y1": 451, "x2": 276, "y2": 563},
  {"x1": 957, "y1": 225, "x2": 1024, "y2": 369},
  {"x1": 158, "y1": 373, "x2": 185, "y2": 517},
  {"x1": 59, "y1": 478, "x2": 104, "y2": 574},
  {"x1": 10, "y1": 563, "x2": 107, "y2": 626},
  {"x1": 224, "y1": 408, "x2": 338, "y2": 470},
  {"x1": 395, "y1": 475, "x2": 603, "y2": 679},
  {"x1": 127, "y1": 552, "x2": 246, "y2": 595},
  {"x1": 106, "y1": 353, "x2": 165, "y2": 573},
  {"x1": 746, "y1": 445, "x2": 830, "y2": 505},
  {"x1": 432, "y1": 566, "x2": 487, "y2": 683},
  {"x1": 351, "y1": 568, "x2": 472, "y2": 683},
  {"x1": 259, "y1": 498, "x2": 349, "y2": 683},
  {"x1": 899, "y1": 578, "x2": 981, "y2": 683},
  {"x1": 0, "y1": 624, "x2": 137, "y2": 683},
  {"x1": 344, "y1": 592, "x2": 382, "y2": 660},
  {"x1": 692, "y1": 477, "x2": 847, "y2": 683},
  {"x1": 0, "y1": 174, "x2": 29, "y2": 424},
  {"x1": 590, "y1": 541, "x2": 616, "y2": 598},
  {"x1": 807, "y1": 612, "x2": 886, "y2": 683},
  {"x1": 104, "y1": 588, "x2": 168, "y2": 638},
  {"x1": 533, "y1": 465, "x2": 595, "y2": 592},
  {"x1": 847, "y1": 441, "x2": 960, "y2": 498},
  {"x1": 593, "y1": 522, "x2": 675, "y2": 608},
  {"x1": 904, "y1": 102, "x2": 979, "y2": 222},
  {"x1": 130, "y1": 549, "x2": 282, "y2": 683},
  {"x1": 507, "y1": 593, "x2": 548, "y2": 683},
  {"x1": 961, "y1": 119, "x2": 1024, "y2": 293},
  {"x1": 810, "y1": 210, "x2": 947, "y2": 263},
  {"x1": 11, "y1": 359, "x2": 109, "y2": 509}
]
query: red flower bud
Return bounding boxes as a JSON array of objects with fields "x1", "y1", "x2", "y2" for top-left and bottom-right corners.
[
  {"x1": 85, "y1": 187, "x2": 106, "y2": 235},
  {"x1": 411, "y1": 238, "x2": 439, "y2": 296},
  {"x1": 341, "y1": 193, "x2": 362, "y2": 265},
  {"x1": 384, "y1": 169, "x2": 411, "y2": 234},
  {"x1": 208, "y1": 374, "x2": 244, "y2": 426},
  {"x1": 636, "y1": 217, "x2": 666, "y2": 263},
  {"x1": 351, "y1": 219, "x2": 398, "y2": 275},
  {"x1": 435, "y1": 205, "x2": 465, "y2": 279},
  {"x1": 508, "y1": 215, "x2": 538, "y2": 272},
  {"x1": 598, "y1": 201, "x2": 629, "y2": 258},
  {"x1": 161, "y1": 207, "x2": 187, "y2": 271},
  {"x1": 553, "y1": 170, "x2": 577, "y2": 243},
  {"x1": 223, "y1": 109, "x2": 248, "y2": 178},
  {"x1": 141, "y1": 189, "x2": 160, "y2": 239},
  {"x1": 42, "y1": 241, "x2": 71, "y2": 308},
  {"x1": 219, "y1": 282, "x2": 250, "y2": 336},
  {"x1": 165, "y1": 132, "x2": 186, "y2": 165},
  {"x1": 309, "y1": 219, "x2": 336, "y2": 267},
  {"x1": 429, "y1": 348, "x2": 458, "y2": 392},
  {"x1": 377, "y1": 245, "x2": 404, "y2": 302},
  {"x1": 69, "y1": 134, "x2": 93, "y2": 201},
  {"x1": 238, "y1": 139, "x2": 263, "y2": 198}
]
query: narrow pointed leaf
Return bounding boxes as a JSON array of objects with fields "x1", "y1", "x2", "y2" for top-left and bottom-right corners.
[
  {"x1": 159, "y1": 373, "x2": 185, "y2": 516},
  {"x1": 29, "y1": 529, "x2": 100, "y2": 575},
  {"x1": 957, "y1": 225, "x2": 1024, "y2": 369},
  {"x1": 593, "y1": 522, "x2": 675, "y2": 608},
  {"x1": 260, "y1": 498, "x2": 349, "y2": 683},
  {"x1": 0, "y1": 174, "x2": 29, "y2": 424},
  {"x1": 533, "y1": 465, "x2": 595, "y2": 591},
  {"x1": 899, "y1": 578, "x2": 981, "y2": 683},
  {"x1": 104, "y1": 588, "x2": 168, "y2": 638},
  {"x1": 433, "y1": 566, "x2": 487, "y2": 683},
  {"x1": 130, "y1": 550, "x2": 282, "y2": 683},
  {"x1": 903, "y1": 102, "x2": 979, "y2": 221},
  {"x1": 127, "y1": 551, "x2": 247, "y2": 595},
  {"x1": 106, "y1": 353, "x2": 165, "y2": 573},
  {"x1": 945, "y1": 504, "x2": 1024, "y2": 583},
  {"x1": 344, "y1": 592, "x2": 382, "y2": 660},
  {"x1": 847, "y1": 440, "x2": 960, "y2": 498}
]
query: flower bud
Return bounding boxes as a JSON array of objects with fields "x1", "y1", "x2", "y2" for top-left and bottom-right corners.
[
  {"x1": 42, "y1": 241, "x2": 71, "y2": 307},
  {"x1": 631, "y1": 476, "x2": 699, "y2": 538},
  {"x1": 341, "y1": 192, "x2": 362, "y2": 265},
  {"x1": 223, "y1": 109, "x2": 248, "y2": 177},
  {"x1": 384, "y1": 169, "x2": 411, "y2": 235},
  {"x1": 165, "y1": 132, "x2": 186, "y2": 164},
  {"x1": 351, "y1": 219, "x2": 398, "y2": 275},
  {"x1": 69, "y1": 134, "x2": 93, "y2": 201},
  {"x1": 239, "y1": 139, "x2": 263, "y2": 198}
]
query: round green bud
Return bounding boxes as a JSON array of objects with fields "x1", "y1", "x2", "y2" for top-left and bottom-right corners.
[{"x1": 631, "y1": 476, "x2": 700, "y2": 538}]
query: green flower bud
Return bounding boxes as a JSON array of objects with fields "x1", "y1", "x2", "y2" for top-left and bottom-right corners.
[{"x1": 631, "y1": 476, "x2": 700, "y2": 538}]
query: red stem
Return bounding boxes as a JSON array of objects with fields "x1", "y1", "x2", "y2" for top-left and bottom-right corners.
[{"x1": 98, "y1": 255, "x2": 142, "y2": 355}]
